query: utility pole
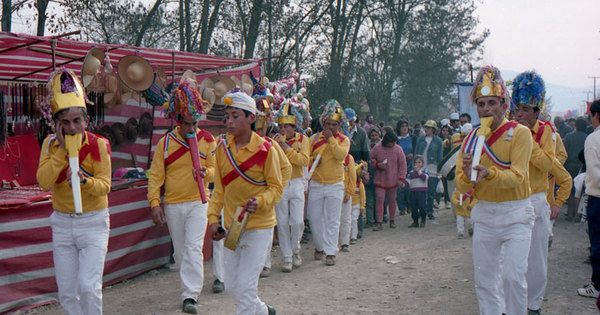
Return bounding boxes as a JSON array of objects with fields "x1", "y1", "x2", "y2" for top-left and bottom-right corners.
[{"x1": 589, "y1": 76, "x2": 600, "y2": 100}]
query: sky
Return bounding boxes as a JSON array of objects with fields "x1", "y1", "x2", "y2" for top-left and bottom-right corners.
[{"x1": 474, "y1": 0, "x2": 600, "y2": 113}]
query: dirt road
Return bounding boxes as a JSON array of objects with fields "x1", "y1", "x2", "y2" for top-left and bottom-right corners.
[{"x1": 27, "y1": 205, "x2": 598, "y2": 314}]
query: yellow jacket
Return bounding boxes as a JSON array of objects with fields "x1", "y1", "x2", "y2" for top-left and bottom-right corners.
[
  {"x1": 207, "y1": 132, "x2": 283, "y2": 231},
  {"x1": 555, "y1": 132, "x2": 568, "y2": 165},
  {"x1": 456, "y1": 118, "x2": 532, "y2": 202},
  {"x1": 450, "y1": 133, "x2": 464, "y2": 150},
  {"x1": 451, "y1": 190, "x2": 476, "y2": 218},
  {"x1": 281, "y1": 133, "x2": 310, "y2": 180},
  {"x1": 529, "y1": 120, "x2": 556, "y2": 194},
  {"x1": 343, "y1": 154, "x2": 357, "y2": 196},
  {"x1": 147, "y1": 127, "x2": 216, "y2": 208},
  {"x1": 37, "y1": 132, "x2": 111, "y2": 213},
  {"x1": 547, "y1": 157, "x2": 573, "y2": 207},
  {"x1": 351, "y1": 180, "x2": 366, "y2": 208},
  {"x1": 309, "y1": 132, "x2": 350, "y2": 184},
  {"x1": 270, "y1": 139, "x2": 292, "y2": 188}
]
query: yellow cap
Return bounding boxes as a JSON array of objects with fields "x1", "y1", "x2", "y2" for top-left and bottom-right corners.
[
  {"x1": 277, "y1": 103, "x2": 297, "y2": 125},
  {"x1": 49, "y1": 69, "x2": 86, "y2": 115}
]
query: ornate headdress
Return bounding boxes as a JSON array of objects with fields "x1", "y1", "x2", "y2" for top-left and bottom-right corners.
[
  {"x1": 43, "y1": 68, "x2": 87, "y2": 120},
  {"x1": 163, "y1": 80, "x2": 211, "y2": 123},
  {"x1": 275, "y1": 102, "x2": 302, "y2": 126},
  {"x1": 320, "y1": 99, "x2": 346, "y2": 123},
  {"x1": 511, "y1": 70, "x2": 546, "y2": 110},
  {"x1": 254, "y1": 94, "x2": 273, "y2": 130},
  {"x1": 470, "y1": 65, "x2": 509, "y2": 104}
]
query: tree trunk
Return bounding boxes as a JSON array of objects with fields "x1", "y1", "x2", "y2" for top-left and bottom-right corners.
[
  {"x1": 134, "y1": 0, "x2": 163, "y2": 47},
  {"x1": 35, "y1": 0, "x2": 49, "y2": 36},
  {"x1": 179, "y1": 0, "x2": 184, "y2": 51},
  {"x1": 198, "y1": 0, "x2": 223, "y2": 54},
  {"x1": 184, "y1": 0, "x2": 191, "y2": 51},
  {"x1": 2, "y1": 0, "x2": 11, "y2": 32},
  {"x1": 243, "y1": 0, "x2": 264, "y2": 59}
]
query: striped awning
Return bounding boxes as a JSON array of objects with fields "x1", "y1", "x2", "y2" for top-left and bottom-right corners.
[{"x1": 0, "y1": 31, "x2": 259, "y2": 82}]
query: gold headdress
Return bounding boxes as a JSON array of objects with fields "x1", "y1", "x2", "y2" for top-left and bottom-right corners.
[{"x1": 48, "y1": 69, "x2": 87, "y2": 115}]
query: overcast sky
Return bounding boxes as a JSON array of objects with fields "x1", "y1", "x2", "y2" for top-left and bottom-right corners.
[{"x1": 475, "y1": 0, "x2": 600, "y2": 89}]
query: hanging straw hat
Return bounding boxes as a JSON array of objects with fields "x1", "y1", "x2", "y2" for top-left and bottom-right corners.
[
  {"x1": 181, "y1": 70, "x2": 198, "y2": 88},
  {"x1": 117, "y1": 55, "x2": 154, "y2": 92},
  {"x1": 124, "y1": 118, "x2": 138, "y2": 142},
  {"x1": 241, "y1": 74, "x2": 254, "y2": 96},
  {"x1": 230, "y1": 76, "x2": 241, "y2": 88},
  {"x1": 82, "y1": 47, "x2": 105, "y2": 88},
  {"x1": 138, "y1": 112, "x2": 153, "y2": 138},
  {"x1": 156, "y1": 68, "x2": 168, "y2": 90},
  {"x1": 103, "y1": 69, "x2": 120, "y2": 110},
  {"x1": 209, "y1": 76, "x2": 236, "y2": 104}
]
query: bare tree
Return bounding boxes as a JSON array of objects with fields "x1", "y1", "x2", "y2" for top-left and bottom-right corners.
[{"x1": 2, "y1": 0, "x2": 11, "y2": 31}]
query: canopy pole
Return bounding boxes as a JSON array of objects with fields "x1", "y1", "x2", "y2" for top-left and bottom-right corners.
[{"x1": 171, "y1": 52, "x2": 175, "y2": 129}]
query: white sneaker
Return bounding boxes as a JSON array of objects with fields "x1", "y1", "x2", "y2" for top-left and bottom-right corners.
[
  {"x1": 292, "y1": 252, "x2": 302, "y2": 267},
  {"x1": 281, "y1": 262, "x2": 292, "y2": 273},
  {"x1": 577, "y1": 283, "x2": 599, "y2": 298}
]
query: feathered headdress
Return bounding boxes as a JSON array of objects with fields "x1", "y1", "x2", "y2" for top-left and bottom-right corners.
[
  {"x1": 511, "y1": 70, "x2": 546, "y2": 110},
  {"x1": 320, "y1": 99, "x2": 349, "y2": 135},
  {"x1": 163, "y1": 81, "x2": 210, "y2": 123}
]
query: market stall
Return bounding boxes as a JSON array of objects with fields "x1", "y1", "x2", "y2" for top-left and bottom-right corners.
[{"x1": 0, "y1": 31, "x2": 261, "y2": 314}]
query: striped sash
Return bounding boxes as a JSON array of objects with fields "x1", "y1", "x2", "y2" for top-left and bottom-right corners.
[{"x1": 219, "y1": 136, "x2": 272, "y2": 187}]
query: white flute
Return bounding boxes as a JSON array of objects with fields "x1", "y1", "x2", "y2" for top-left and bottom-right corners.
[
  {"x1": 307, "y1": 154, "x2": 321, "y2": 180},
  {"x1": 65, "y1": 134, "x2": 83, "y2": 214},
  {"x1": 470, "y1": 135, "x2": 485, "y2": 182}
]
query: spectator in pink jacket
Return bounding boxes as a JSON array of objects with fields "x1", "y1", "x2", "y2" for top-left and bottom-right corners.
[{"x1": 370, "y1": 130, "x2": 407, "y2": 230}]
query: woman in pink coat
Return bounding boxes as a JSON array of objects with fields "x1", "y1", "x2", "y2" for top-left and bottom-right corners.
[{"x1": 370, "y1": 130, "x2": 407, "y2": 230}]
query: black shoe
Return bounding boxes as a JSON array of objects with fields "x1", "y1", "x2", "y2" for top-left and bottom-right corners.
[
  {"x1": 427, "y1": 214, "x2": 435, "y2": 220},
  {"x1": 408, "y1": 222, "x2": 419, "y2": 228},
  {"x1": 341, "y1": 244, "x2": 349, "y2": 252},
  {"x1": 357, "y1": 232, "x2": 362, "y2": 239},
  {"x1": 364, "y1": 222, "x2": 374, "y2": 228},
  {"x1": 212, "y1": 279, "x2": 224, "y2": 293},
  {"x1": 182, "y1": 298, "x2": 198, "y2": 314},
  {"x1": 527, "y1": 308, "x2": 541, "y2": 315},
  {"x1": 267, "y1": 304, "x2": 277, "y2": 315}
]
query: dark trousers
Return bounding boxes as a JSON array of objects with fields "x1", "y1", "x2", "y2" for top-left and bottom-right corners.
[
  {"x1": 397, "y1": 185, "x2": 411, "y2": 211},
  {"x1": 411, "y1": 191, "x2": 427, "y2": 223},
  {"x1": 365, "y1": 185, "x2": 376, "y2": 224},
  {"x1": 588, "y1": 196, "x2": 600, "y2": 288},
  {"x1": 426, "y1": 177, "x2": 439, "y2": 215}
]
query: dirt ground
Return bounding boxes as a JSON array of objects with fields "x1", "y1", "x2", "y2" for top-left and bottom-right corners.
[{"x1": 25, "y1": 204, "x2": 599, "y2": 315}]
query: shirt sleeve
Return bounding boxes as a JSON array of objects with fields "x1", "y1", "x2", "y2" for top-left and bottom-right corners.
[
  {"x1": 36, "y1": 137, "x2": 68, "y2": 190},
  {"x1": 328, "y1": 135, "x2": 350, "y2": 162},
  {"x1": 202, "y1": 136, "x2": 217, "y2": 183},
  {"x1": 551, "y1": 158, "x2": 573, "y2": 206},
  {"x1": 397, "y1": 146, "x2": 407, "y2": 181},
  {"x1": 359, "y1": 181, "x2": 366, "y2": 208},
  {"x1": 207, "y1": 145, "x2": 225, "y2": 226},
  {"x1": 147, "y1": 138, "x2": 166, "y2": 208},
  {"x1": 81, "y1": 138, "x2": 111, "y2": 197},
  {"x1": 531, "y1": 125, "x2": 556, "y2": 173},
  {"x1": 284, "y1": 136, "x2": 310, "y2": 167},
  {"x1": 255, "y1": 147, "x2": 284, "y2": 212}
]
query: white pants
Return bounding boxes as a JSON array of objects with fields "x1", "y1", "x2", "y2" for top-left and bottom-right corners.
[
  {"x1": 50, "y1": 208, "x2": 110, "y2": 315},
  {"x1": 165, "y1": 200, "x2": 208, "y2": 301},
  {"x1": 225, "y1": 228, "x2": 273, "y2": 315},
  {"x1": 526, "y1": 192, "x2": 551, "y2": 310},
  {"x1": 212, "y1": 238, "x2": 225, "y2": 282},
  {"x1": 471, "y1": 198, "x2": 534, "y2": 315},
  {"x1": 264, "y1": 235, "x2": 273, "y2": 269},
  {"x1": 351, "y1": 203, "x2": 360, "y2": 240},
  {"x1": 457, "y1": 215, "x2": 472, "y2": 235},
  {"x1": 339, "y1": 199, "x2": 352, "y2": 246},
  {"x1": 307, "y1": 181, "x2": 344, "y2": 256},
  {"x1": 275, "y1": 178, "x2": 306, "y2": 262}
]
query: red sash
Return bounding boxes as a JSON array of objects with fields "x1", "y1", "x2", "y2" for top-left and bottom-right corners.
[
  {"x1": 312, "y1": 133, "x2": 345, "y2": 151},
  {"x1": 344, "y1": 154, "x2": 350, "y2": 166},
  {"x1": 533, "y1": 121, "x2": 553, "y2": 144},
  {"x1": 55, "y1": 132, "x2": 109, "y2": 183},
  {"x1": 221, "y1": 138, "x2": 273, "y2": 187},
  {"x1": 486, "y1": 121, "x2": 518, "y2": 147},
  {"x1": 287, "y1": 134, "x2": 304, "y2": 147},
  {"x1": 164, "y1": 130, "x2": 213, "y2": 166}
]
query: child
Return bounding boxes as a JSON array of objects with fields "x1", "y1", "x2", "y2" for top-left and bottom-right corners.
[
  {"x1": 350, "y1": 162, "x2": 368, "y2": 243},
  {"x1": 339, "y1": 154, "x2": 357, "y2": 252},
  {"x1": 407, "y1": 155, "x2": 428, "y2": 228},
  {"x1": 451, "y1": 189, "x2": 476, "y2": 238}
]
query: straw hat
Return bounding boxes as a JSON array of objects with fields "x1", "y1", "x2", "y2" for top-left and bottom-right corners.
[
  {"x1": 111, "y1": 122, "x2": 126, "y2": 148},
  {"x1": 200, "y1": 77, "x2": 214, "y2": 89},
  {"x1": 156, "y1": 68, "x2": 168, "y2": 90},
  {"x1": 181, "y1": 70, "x2": 198, "y2": 88},
  {"x1": 103, "y1": 70, "x2": 120, "y2": 110},
  {"x1": 117, "y1": 55, "x2": 154, "y2": 91},
  {"x1": 124, "y1": 118, "x2": 138, "y2": 142},
  {"x1": 209, "y1": 76, "x2": 236, "y2": 104},
  {"x1": 82, "y1": 47, "x2": 105, "y2": 87},
  {"x1": 138, "y1": 112, "x2": 153, "y2": 138},
  {"x1": 230, "y1": 76, "x2": 241, "y2": 88},
  {"x1": 241, "y1": 74, "x2": 254, "y2": 96}
]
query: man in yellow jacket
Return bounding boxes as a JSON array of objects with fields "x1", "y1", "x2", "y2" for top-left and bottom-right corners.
[
  {"x1": 455, "y1": 66, "x2": 534, "y2": 315},
  {"x1": 307, "y1": 100, "x2": 350, "y2": 266},
  {"x1": 37, "y1": 69, "x2": 111, "y2": 315},
  {"x1": 147, "y1": 79, "x2": 215, "y2": 314},
  {"x1": 274, "y1": 103, "x2": 309, "y2": 272},
  {"x1": 208, "y1": 90, "x2": 283, "y2": 315},
  {"x1": 512, "y1": 71, "x2": 556, "y2": 315}
]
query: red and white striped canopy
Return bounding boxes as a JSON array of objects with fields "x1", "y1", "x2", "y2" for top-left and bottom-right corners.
[{"x1": 0, "y1": 31, "x2": 259, "y2": 82}]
